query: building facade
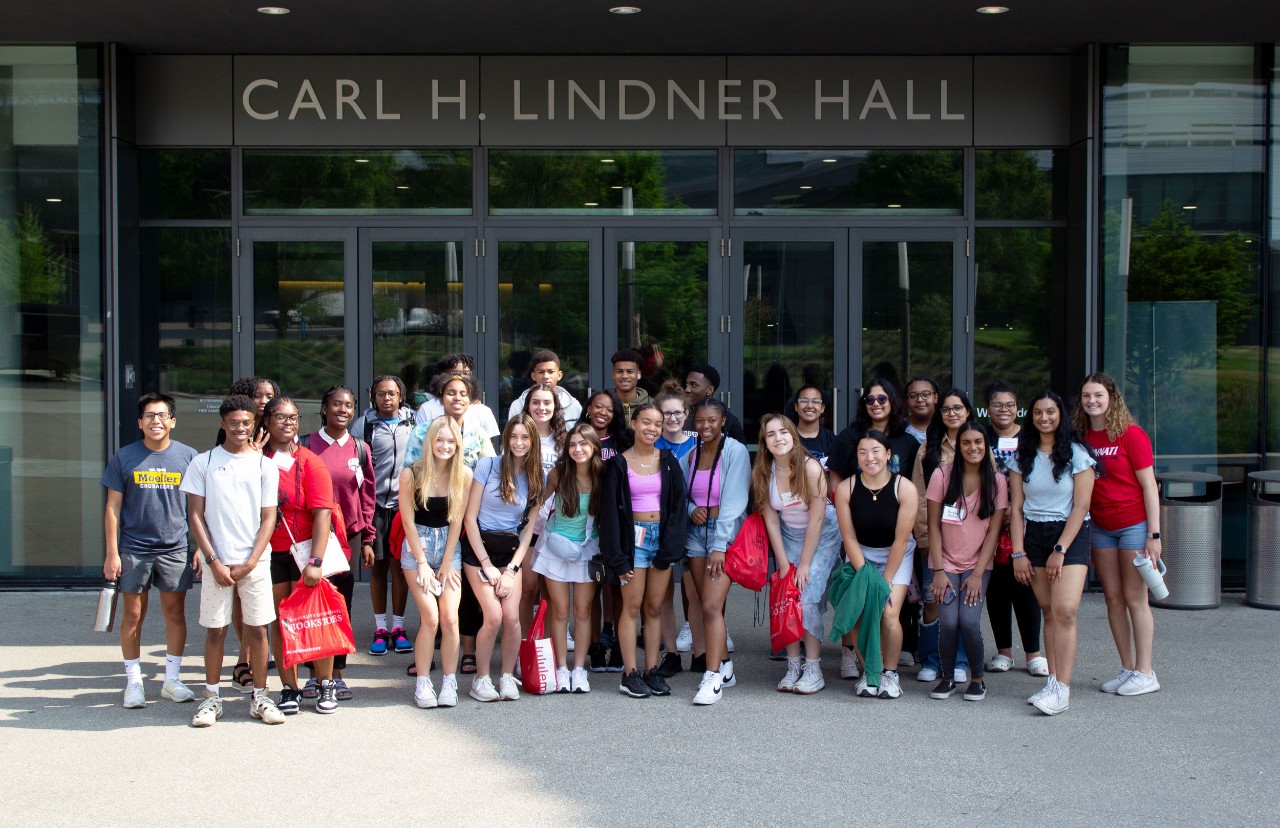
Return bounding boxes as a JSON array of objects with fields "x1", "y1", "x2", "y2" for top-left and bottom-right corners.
[{"x1": 1, "y1": 33, "x2": 1277, "y2": 584}]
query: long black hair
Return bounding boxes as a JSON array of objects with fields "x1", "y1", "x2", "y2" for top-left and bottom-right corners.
[
  {"x1": 943, "y1": 421, "x2": 999, "y2": 520},
  {"x1": 924, "y1": 387, "x2": 974, "y2": 483},
  {"x1": 1016, "y1": 390, "x2": 1098, "y2": 482},
  {"x1": 854, "y1": 377, "x2": 907, "y2": 437},
  {"x1": 587, "y1": 389, "x2": 632, "y2": 450}
]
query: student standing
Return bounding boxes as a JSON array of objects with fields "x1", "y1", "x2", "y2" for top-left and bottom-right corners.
[
  {"x1": 415, "y1": 353, "x2": 501, "y2": 441},
  {"x1": 610, "y1": 349, "x2": 652, "y2": 421},
  {"x1": 181, "y1": 395, "x2": 284, "y2": 727},
  {"x1": 507, "y1": 349, "x2": 584, "y2": 429},
  {"x1": 792, "y1": 384, "x2": 837, "y2": 469},
  {"x1": 683, "y1": 364, "x2": 747, "y2": 443},
  {"x1": 1076, "y1": 372, "x2": 1163, "y2": 697},
  {"x1": 904, "y1": 376, "x2": 939, "y2": 443},
  {"x1": 583, "y1": 389, "x2": 629, "y2": 672},
  {"x1": 102, "y1": 392, "x2": 199, "y2": 708}
]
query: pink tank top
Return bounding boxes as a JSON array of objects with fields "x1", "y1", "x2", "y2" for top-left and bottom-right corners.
[
  {"x1": 689, "y1": 466, "x2": 721, "y2": 508},
  {"x1": 627, "y1": 467, "x2": 662, "y2": 512}
]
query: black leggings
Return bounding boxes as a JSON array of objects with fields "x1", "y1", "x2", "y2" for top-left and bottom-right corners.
[{"x1": 985, "y1": 561, "x2": 1041, "y2": 653}]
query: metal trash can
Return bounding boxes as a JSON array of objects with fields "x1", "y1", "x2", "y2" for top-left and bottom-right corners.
[
  {"x1": 1154, "y1": 472, "x2": 1222, "y2": 609},
  {"x1": 1246, "y1": 471, "x2": 1280, "y2": 610}
]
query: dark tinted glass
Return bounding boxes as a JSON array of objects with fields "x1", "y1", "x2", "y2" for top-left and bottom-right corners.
[
  {"x1": 976, "y1": 149, "x2": 1065, "y2": 221},
  {"x1": 243, "y1": 149, "x2": 471, "y2": 215},
  {"x1": 735, "y1": 149, "x2": 962, "y2": 215},
  {"x1": 489, "y1": 149, "x2": 716, "y2": 215},
  {"x1": 139, "y1": 149, "x2": 232, "y2": 220}
]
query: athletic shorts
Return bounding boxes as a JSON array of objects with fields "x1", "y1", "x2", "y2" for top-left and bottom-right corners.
[{"x1": 119, "y1": 548, "x2": 194, "y2": 594}]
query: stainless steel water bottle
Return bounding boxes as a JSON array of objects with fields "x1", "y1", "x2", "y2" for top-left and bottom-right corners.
[{"x1": 93, "y1": 579, "x2": 120, "y2": 632}]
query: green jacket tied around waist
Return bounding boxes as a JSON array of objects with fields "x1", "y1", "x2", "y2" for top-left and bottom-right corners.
[{"x1": 826, "y1": 561, "x2": 892, "y2": 686}]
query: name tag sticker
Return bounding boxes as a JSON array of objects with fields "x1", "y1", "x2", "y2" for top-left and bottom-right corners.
[
  {"x1": 634, "y1": 525, "x2": 647, "y2": 547},
  {"x1": 781, "y1": 491, "x2": 804, "y2": 508},
  {"x1": 942, "y1": 503, "x2": 966, "y2": 525},
  {"x1": 349, "y1": 456, "x2": 364, "y2": 486},
  {"x1": 272, "y1": 453, "x2": 295, "y2": 472},
  {"x1": 998, "y1": 437, "x2": 1019, "y2": 452}
]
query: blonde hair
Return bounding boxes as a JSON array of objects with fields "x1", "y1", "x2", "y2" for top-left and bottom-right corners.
[
  {"x1": 751, "y1": 413, "x2": 824, "y2": 509},
  {"x1": 1072, "y1": 371, "x2": 1137, "y2": 442},
  {"x1": 413, "y1": 417, "x2": 472, "y2": 524}
]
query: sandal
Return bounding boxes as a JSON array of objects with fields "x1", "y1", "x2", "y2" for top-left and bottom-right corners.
[
  {"x1": 460, "y1": 654, "x2": 477, "y2": 675},
  {"x1": 232, "y1": 662, "x2": 253, "y2": 693},
  {"x1": 406, "y1": 659, "x2": 437, "y2": 677}
]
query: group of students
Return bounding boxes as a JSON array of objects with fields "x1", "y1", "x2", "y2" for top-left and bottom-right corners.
[{"x1": 103, "y1": 346, "x2": 1162, "y2": 721}]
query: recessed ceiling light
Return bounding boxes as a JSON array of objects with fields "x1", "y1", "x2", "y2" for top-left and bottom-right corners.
[
  {"x1": 887, "y1": 203, "x2": 902, "y2": 208},
  {"x1": 610, "y1": 185, "x2": 624, "y2": 189},
  {"x1": 46, "y1": 197, "x2": 62, "y2": 203},
  {"x1": 1182, "y1": 204, "x2": 1197, "y2": 210},
  {"x1": 600, "y1": 158, "x2": 616, "y2": 164},
  {"x1": 396, "y1": 185, "x2": 410, "y2": 190},
  {"x1": 257, "y1": 6, "x2": 290, "y2": 15},
  {"x1": 799, "y1": 185, "x2": 813, "y2": 190},
  {"x1": 976, "y1": 6, "x2": 1009, "y2": 13},
  {"x1": 609, "y1": 6, "x2": 642, "y2": 14},
  {"x1": 822, "y1": 158, "x2": 838, "y2": 163},
  {"x1": 584, "y1": 202, "x2": 599, "y2": 206},
  {"x1": 354, "y1": 158, "x2": 369, "y2": 163}
]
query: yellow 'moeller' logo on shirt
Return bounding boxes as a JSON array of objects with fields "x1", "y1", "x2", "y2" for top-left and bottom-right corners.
[{"x1": 133, "y1": 470, "x2": 182, "y2": 487}]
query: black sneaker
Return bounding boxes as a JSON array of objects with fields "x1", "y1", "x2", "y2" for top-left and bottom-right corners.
[
  {"x1": 277, "y1": 686, "x2": 301, "y2": 715},
  {"x1": 930, "y1": 679, "x2": 958, "y2": 700},
  {"x1": 653, "y1": 651, "x2": 682, "y2": 678},
  {"x1": 643, "y1": 668, "x2": 672, "y2": 696},
  {"x1": 963, "y1": 680, "x2": 987, "y2": 701},
  {"x1": 600, "y1": 623, "x2": 617, "y2": 652},
  {"x1": 690, "y1": 653, "x2": 707, "y2": 674},
  {"x1": 619, "y1": 669, "x2": 651, "y2": 698},
  {"x1": 587, "y1": 642, "x2": 608, "y2": 673},
  {"x1": 606, "y1": 646, "x2": 624, "y2": 672}
]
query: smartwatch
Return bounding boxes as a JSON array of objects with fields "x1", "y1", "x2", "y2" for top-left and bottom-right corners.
[
  {"x1": 507, "y1": 563, "x2": 522, "y2": 573},
  {"x1": 203, "y1": 553, "x2": 216, "y2": 566},
  {"x1": 1052, "y1": 544, "x2": 1065, "y2": 554},
  {"x1": 307, "y1": 556, "x2": 324, "y2": 568},
  {"x1": 1149, "y1": 532, "x2": 1161, "y2": 540}
]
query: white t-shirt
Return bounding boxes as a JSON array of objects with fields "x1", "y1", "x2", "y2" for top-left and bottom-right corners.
[
  {"x1": 179, "y1": 447, "x2": 278, "y2": 565},
  {"x1": 415, "y1": 397, "x2": 501, "y2": 440}
]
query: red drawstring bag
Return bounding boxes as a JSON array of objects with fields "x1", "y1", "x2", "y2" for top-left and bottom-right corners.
[
  {"x1": 388, "y1": 515, "x2": 406, "y2": 560},
  {"x1": 725, "y1": 512, "x2": 768, "y2": 592},
  {"x1": 769, "y1": 569, "x2": 805, "y2": 652},
  {"x1": 277, "y1": 579, "x2": 357, "y2": 669},
  {"x1": 518, "y1": 599, "x2": 559, "y2": 694}
]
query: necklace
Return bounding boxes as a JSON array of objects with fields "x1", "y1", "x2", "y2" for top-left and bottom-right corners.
[
  {"x1": 633, "y1": 452, "x2": 657, "y2": 469},
  {"x1": 862, "y1": 474, "x2": 890, "y2": 501}
]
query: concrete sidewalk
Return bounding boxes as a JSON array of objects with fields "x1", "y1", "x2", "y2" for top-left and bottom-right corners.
[{"x1": 0, "y1": 587, "x2": 1273, "y2": 827}]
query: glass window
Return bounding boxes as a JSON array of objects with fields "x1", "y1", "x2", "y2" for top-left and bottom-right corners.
[
  {"x1": 617, "y1": 241, "x2": 709, "y2": 393},
  {"x1": 976, "y1": 149, "x2": 1066, "y2": 221},
  {"x1": 1102, "y1": 45, "x2": 1265, "y2": 586},
  {"x1": 243, "y1": 149, "x2": 472, "y2": 215},
  {"x1": 139, "y1": 149, "x2": 231, "y2": 220},
  {"x1": 735, "y1": 149, "x2": 962, "y2": 216},
  {"x1": 139, "y1": 228, "x2": 233, "y2": 442},
  {"x1": 488, "y1": 150, "x2": 716, "y2": 215},
  {"x1": 0, "y1": 45, "x2": 103, "y2": 579},
  {"x1": 861, "y1": 241, "x2": 954, "y2": 390},
  {"x1": 1271, "y1": 45, "x2": 1280, "y2": 473},
  {"x1": 372, "y1": 240, "x2": 466, "y2": 398}
]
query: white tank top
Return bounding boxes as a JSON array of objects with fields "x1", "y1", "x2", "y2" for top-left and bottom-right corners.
[{"x1": 769, "y1": 463, "x2": 811, "y2": 530}]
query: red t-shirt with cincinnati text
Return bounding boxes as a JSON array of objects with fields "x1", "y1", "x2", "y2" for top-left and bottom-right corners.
[
  {"x1": 267, "y1": 446, "x2": 350, "y2": 557},
  {"x1": 1085, "y1": 424, "x2": 1154, "y2": 532}
]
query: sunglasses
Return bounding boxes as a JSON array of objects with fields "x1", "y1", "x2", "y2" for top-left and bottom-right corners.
[{"x1": 864, "y1": 394, "x2": 889, "y2": 405}]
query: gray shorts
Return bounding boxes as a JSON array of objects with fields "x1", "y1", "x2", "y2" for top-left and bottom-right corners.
[{"x1": 119, "y1": 548, "x2": 194, "y2": 594}]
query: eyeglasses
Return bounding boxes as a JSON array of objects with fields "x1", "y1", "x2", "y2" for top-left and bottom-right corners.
[
  {"x1": 141, "y1": 412, "x2": 172, "y2": 421},
  {"x1": 374, "y1": 390, "x2": 400, "y2": 399},
  {"x1": 661, "y1": 410, "x2": 686, "y2": 419},
  {"x1": 940, "y1": 405, "x2": 967, "y2": 416},
  {"x1": 864, "y1": 394, "x2": 888, "y2": 406},
  {"x1": 907, "y1": 391, "x2": 935, "y2": 402},
  {"x1": 225, "y1": 421, "x2": 254, "y2": 432},
  {"x1": 988, "y1": 402, "x2": 1017, "y2": 411},
  {"x1": 796, "y1": 398, "x2": 824, "y2": 406},
  {"x1": 272, "y1": 414, "x2": 300, "y2": 424}
]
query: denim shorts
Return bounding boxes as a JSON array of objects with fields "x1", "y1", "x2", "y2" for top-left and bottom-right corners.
[
  {"x1": 632, "y1": 520, "x2": 661, "y2": 569},
  {"x1": 401, "y1": 525, "x2": 463, "y2": 572},
  {"x1": 861, "y1": 538, "x2": 916, "y2": 586},
  {"x1": 1091, "y1": 520, "x2": 1148, "y2": 551},
  {"x1": 685, "y1": 518, "x2": 718, "y2": 559},
  {"x1": 777, "y1": 504, "x2": 842, "y2": 640}
]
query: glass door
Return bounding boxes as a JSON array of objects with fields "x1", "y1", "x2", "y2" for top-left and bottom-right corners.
[
  {"x1": 239, "y1": 228, "x2": 358, "y2": 405},
  {"x1": 728, "y1": 230, "x2": 848, "y2": 442},
  {"x1": 853, "y1": 229, "x2": 968, "y2": 394}
]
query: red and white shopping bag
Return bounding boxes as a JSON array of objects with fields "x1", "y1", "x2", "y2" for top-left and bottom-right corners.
[{"x1": 518, "y1": 599, "x2": 558, "y2": 694}]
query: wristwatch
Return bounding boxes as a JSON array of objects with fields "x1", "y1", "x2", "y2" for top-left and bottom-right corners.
[
  {"x1": 1149, "y1": 532, "x2": 1161, "y2": 540},
  {"x1": 507, "y1": 563, "x2": 521, "y2": 573},
  {"x1": 203, "y1": 553, "x2": 216, "y2": 566},
  {"x1": 1053, "y1": 544, "x2": 1065, "y2": 554},
  {"x1": 307, "y1": 556, "x2": 324, "y2": 568}
]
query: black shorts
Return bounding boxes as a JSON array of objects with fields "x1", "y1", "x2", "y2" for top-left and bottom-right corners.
[
  {"x1": 1024, "y1": 520, "x2": 1092, "y2": 567},
  {"x1": 269, "y1": 551, "x2": 302, "y2": 585},
  {"x1": 372, "y1": 504, "x2": 397, "y2": 562},
  {"x1": 119, "y1": 548, "x2": 194, "y2": 593},
  {"x1": 461, "y1": 532, "x2": 531, "y2": 569}
]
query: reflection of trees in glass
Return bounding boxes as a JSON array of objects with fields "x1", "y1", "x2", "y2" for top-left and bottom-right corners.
[
  {"x1": 976, "y1": 150, "x2": 1054, "y2": 221},
  {"x1": 489, "y1": 150, "x2": 677, "y2": 211},
  {"x1": 142, "y1": 149, "x2": 232, "y2": 220},
  {"x1": 244, "y1": 150, "x2": 471, "y2": 212},
  {"x1": 145, "y1": 228, "x2": 231, "y2": 395},
  {"x1": 620, "y1": 241, "x2": 707, "y2": 384},
  {"x1": 0, "y1": 206, "x2": 69, "y2": 304},
  {"x1": 845, "y1": 150, "x2": 962, "y2": 209},
  {"x1": 974, "y1": 228, "x2": 1054, "y2": 396}
]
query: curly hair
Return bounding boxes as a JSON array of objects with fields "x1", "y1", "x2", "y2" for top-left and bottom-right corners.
[{"x1": 1072, "y1": 371, "x2": 1136, "y2": 442}]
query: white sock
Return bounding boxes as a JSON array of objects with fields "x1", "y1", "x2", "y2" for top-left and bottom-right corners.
[
  {"x1": 392, "y1": 615, "x2": 405, "y2": 630},
  {"x1": 205, "y1": 683, "x2": 220, "y2": 697},
  {"x1": 416, "y1": 676, "x2": 433, "y2": 693},
  {"x1": 374, "y1": 613, "x2": 387, "y2": 630},
  {"x1": 804, "y1": 658, "x2": 820, "y2": 666},
  {"x1": 164, "y1": 655, "x2": 182, "y2": 683},
  {"x1": 123, "y1": 658, "x2": 142, "y2": 684},
  {"x1": 442, "y1": 672, "x2": 456, "y2": 684}
]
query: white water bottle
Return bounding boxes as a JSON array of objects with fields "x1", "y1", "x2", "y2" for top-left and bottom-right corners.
[{"x1": 1133, "y1": 554, "x2": 1169, "y2": 600}]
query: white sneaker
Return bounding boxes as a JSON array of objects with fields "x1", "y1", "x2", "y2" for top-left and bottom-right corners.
[
  {"x1": 855, "y1": 674, "x2": 875, "y2": 698},
  {"x1": 499, "y1": 672, "x2": 521, "y2": 701},
  {"x1": 916, "y1": 665, "x2": 938, "y2": 682},
  {"x1": 469, "y1": 675, "x2": 499, "y2": 703},
  {"x1": 250, "y1": 690, "x2": 285, "y2": 724},
  {"x1": 718, "y1": 659, "x2": 737, "y2": 688},
  {"x1": 726, "y1": 630, "x2": 735, "y2": 653},
  {"x1": 190, "y1": 693, "x2": 222, "y2": 727},
  {"x1": 1028, "y1": 677, "x2": 1058, "y2": 705},
  {"x1": 570, "y1": 667, "x2": 591, "y2": 693},
  {"x1": 161, "y1": 679, "x2": 194, "y2": 703},
  {"x1": 123, "y1": 681, "x2": 146, "y2": 709},
  {"x1": 953, "y1": 667, "x2": 969, "y2": 684},
  {"x1": 692, "y1": 670, "x2": 723, "y2": 705},
  {"x1": 676, "y1": 622, "x2": 693, "y2": 653},
  {"x1": 986, "y1": 654, "x2": 1014, "y2": 672},
  {"x1": 877, "y1": 670, "x2": 902, "y2": 699},
  {"x1": 840, "y1": 648, "x2": 862, "y2": 680},
  {"x1": 776, "y1": 657, "x2": 802, "y2": 692},
  {"x1": 566, "y1": 630, "x2": 575, "y2": 652},
  {"x1": 794, "y1": 661, "x2": 825, "y2": 695},
  {"x1": 415, "y1": 676, "x2": 438, "y2": 708},
  {"x1": 437, "y1": 674, "x2": 458, "y2": 708},
  {"x1": 1027, "y1": 656, "x2": 1050, "y2": 677},
  {"x1": 1033, "y1": 682, "x2": 1070, "y2": 715},
  {"x1": 1101, "y1": 668, "x2": 1135, "y2": 694},
  {"x1": 555, "y1": 666, "x2": 572, "y2": 693},
  {"x1": 1116, "y1": 670, "x2": 1160, "y2": 696}
]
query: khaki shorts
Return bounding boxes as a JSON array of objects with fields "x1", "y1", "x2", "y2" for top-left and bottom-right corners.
[{"x1": 199, "y1": 558, "x2": 275, "y2": 629}]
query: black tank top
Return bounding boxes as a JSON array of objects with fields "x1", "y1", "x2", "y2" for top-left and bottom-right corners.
[
  {"x1": 849, "y1": 473, "x2": 901, "y2": 548},
  {"x1": 415, "y1": 496, "x2": 450, "y2": 528}
]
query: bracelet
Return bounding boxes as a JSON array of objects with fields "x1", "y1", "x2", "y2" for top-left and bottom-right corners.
[{"x1": 1010, "y1": 552, "x2": 1027, "y2": 559}]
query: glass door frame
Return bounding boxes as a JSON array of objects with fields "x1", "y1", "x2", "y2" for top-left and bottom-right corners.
[
  {"x1": 236, "y1": 226, "x2": 360, "y2": 389},
  {"x1": 357, "y1": 228, "x2": 481, "y2": 403},
  {"x1": 850, "y1": 227, "x2": 970, "y2": 397},
  {"x1": 726, "y1": 228, "x2": 850, "y2": 430}
]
